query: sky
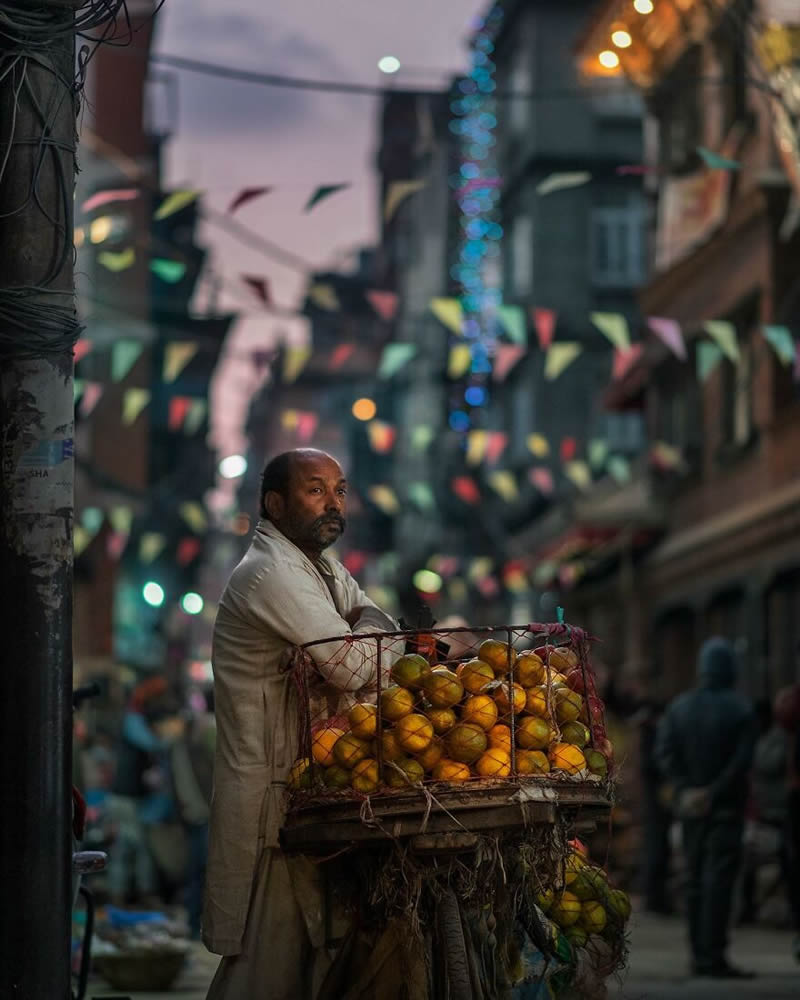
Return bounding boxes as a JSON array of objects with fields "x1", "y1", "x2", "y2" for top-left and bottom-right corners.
[{"x1": 154, "y1": 0, "x2": 487, "y2": 462}]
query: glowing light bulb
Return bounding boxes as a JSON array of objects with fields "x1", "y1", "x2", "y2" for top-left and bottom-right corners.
[
  {"x1": 219, "y1": 454, "x2": 248, "y2": 479},
  {"x1": 378, "y1": 56, "x2": 400, "y2": 75},
  {"x1": 413, "y1": 569, "x2": 443, "y2": 593},
  {"x1": 598, "y1": 50, "x2": 620, "y2": 69},
  {"x1": 352, "y1": 398, "x2": 377, "y2": 421},
  {"x1": 181, "y1": 592, "x2": 204, "y2": 615},
  {"x1": 633, "y1": 0, "x2": 654, "y2": 13},
  {"x1": 142, "y1": 582, "x2": 165, "y2": 608},
  {"x1": 612, "y1": 29, "x2": 632, "y2": 48}
]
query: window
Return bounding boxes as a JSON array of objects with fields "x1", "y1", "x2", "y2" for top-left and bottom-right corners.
[
  {"x1": 510, "y1": 213, "x2": 533, "y2": 297},
  {"x1": 590, "y1": 195, "x2": 645, "y2": 288}
]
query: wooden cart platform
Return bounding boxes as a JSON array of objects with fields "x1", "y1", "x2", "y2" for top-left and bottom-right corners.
[{"x1": 280, "y1": 779, "x2": 612, "y2": 853}]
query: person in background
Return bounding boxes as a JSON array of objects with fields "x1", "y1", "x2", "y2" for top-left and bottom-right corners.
[
  {"x1": 656, "y1": 637, "x2": 758, "y2": 978},
  {"x1": 635, "y1": 696, "x2": 673, "y2": 914},
  {"x1": 774, "y1": 677, "x2": 800, "y2": 962}
]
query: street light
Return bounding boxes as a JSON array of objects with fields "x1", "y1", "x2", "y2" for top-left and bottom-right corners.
[
  {"x1": 611, "y1": 29, "x2": 632, "y2": 48},
  {"x1": 142, "y1": 581, "x2": 165, "y2": 607},
  {"x1": 633, "y1": 0, "x2": 654, "y2": 13},
  {"x1": 181, "y1": 592, "x2": 204, "y2": 615},
  {"x1": 378, "y1": 55, "x2": 401, "y2": 75},
  {"x1": 219, "y1": 454, "x2": 248, "y2": 479},
  {"x1": 598, "y1": 50, "x2": 620, "y2": 69}
]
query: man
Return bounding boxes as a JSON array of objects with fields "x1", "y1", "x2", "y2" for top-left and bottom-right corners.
[
  {"x1": 656, "y1": 637, "x2": 758, "y2": 978},
  {"x1": 204, "y1": 449, "x2": 398, "y2": 999}
]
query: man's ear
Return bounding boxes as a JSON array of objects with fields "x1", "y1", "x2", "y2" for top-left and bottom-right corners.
[{"x1": 265, "y1": 490, "x2": 285, "y2": 521}]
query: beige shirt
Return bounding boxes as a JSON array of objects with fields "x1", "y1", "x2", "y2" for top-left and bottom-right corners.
[{"x1": 203, "y1": 520, "x2": 399, "y2": 955}]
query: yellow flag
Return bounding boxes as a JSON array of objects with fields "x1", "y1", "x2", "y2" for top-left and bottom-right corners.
[
  {"x1": 179, "y1": 501, "x2": 208, "y2": 534},
  {"x1": 98, "y1": 247, "x2": 136, "y2": 272},
  {"x1": 154, "y1": 190, "x2": 200, "y2": 221},
  {"x1": 564, "y1": 460, "x2": 592, "y2": 491},
  {"x1": 591, "y1": 312, "x2": 630, "y2": 351},
  {"x1": 73, "y1": 526, "x2": 91, "y2": 557},
  {"x1": 309, "y1": 284, "x2": 340, "y2": 311},
  {"x1": 163, "y1": 342, "x2": 198, "y2": 382},
  {"x1": 368, "y1": 485, "x2": 400, "y2": 515},
  {"x1": 468, "y1": 557, "x2": 493, "y2": 582},
  {"x1": 431, "y1": 298, "x2": 463, "y2": 335},
  {"x1": 466, "y1": 430, "x2": 489, "y2": 466},
  {"x1": 489, "y1": 470, "x2": 518, "y2": 502},
  {"x1": 703, "y1": 320, "x2": 740, "y2": 362},
  {"x1": 448, "y1": 344, "x2": 472, "y2": 378},
  {"x1": 544, "y1": 343, "x2": 582, "y2": 380},
  {"x1": 281, "y1": 409, "x2": 300, "y2": 430},
  {"x1": 282, "y1": 344, "x2": 312, "y2": 383},
  {"x1": 384, "y1": 180, "x2": 425, "y2": 223},
  {"x1": 122, "y1": 388, "x2": 151, "y2": 425},
  {"x1": 109, "y1": 507, "x2": 133, "y2": 535},
  {"x1": 527, "y1": 433, "x2": 550, "y2": 458},
  {"x1": 140, "y1": 532, "x2": 166, "y2": 563}
]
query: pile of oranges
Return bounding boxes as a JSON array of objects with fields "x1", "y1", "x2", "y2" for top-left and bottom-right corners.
[{"x1": 289, "y1": 639, "x2": 614, "y2": 795}]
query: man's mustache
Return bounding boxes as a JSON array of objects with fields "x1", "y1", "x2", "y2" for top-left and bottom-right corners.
[{"x1": 314, "y1": 514, "x2": 345, "y2": 530}]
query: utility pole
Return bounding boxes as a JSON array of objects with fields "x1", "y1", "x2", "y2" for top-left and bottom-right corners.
[{"x1": 0, "y1": 3, "x2": 79, "y2": 996}]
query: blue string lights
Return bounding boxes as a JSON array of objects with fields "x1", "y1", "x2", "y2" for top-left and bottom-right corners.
[{"x1": 449, "y1": 4, "x2": 505, "y2": 431}]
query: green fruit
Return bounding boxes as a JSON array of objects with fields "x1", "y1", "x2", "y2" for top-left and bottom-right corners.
[
  {"x1": 585, "y1": 749, "x2": 608, "y2": 777},
  {"x1": 608, "y1": 888, "x2": 632, "y2": 922},
  {"x1": 323, "y1": 765, "x2": 352, "y2": 789},
  {"x1": 560, "y1": 721, "x2": 590, "y2": 749},
  {"x1": 565, "y1": 925, "x2": 588, "y2": 949},
  {"x1": 386, "y1": 757, "x2": 425, "y2": 788}
]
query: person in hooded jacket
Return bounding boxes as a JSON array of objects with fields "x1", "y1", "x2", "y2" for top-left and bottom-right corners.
[{"x1": 656, "y1": 637, "x2": 758, "y2": 978}]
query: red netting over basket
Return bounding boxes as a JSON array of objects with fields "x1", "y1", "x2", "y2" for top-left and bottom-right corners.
[{"x1": 285, "y1": 621, "x2": 612, "y2": 805}]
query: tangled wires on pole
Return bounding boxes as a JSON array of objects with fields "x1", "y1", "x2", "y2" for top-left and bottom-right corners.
[{"x1": 0, "y1": 1, "x2": 143, "y2": 361}]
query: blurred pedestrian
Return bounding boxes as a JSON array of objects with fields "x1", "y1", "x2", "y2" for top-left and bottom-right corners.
[
  {"x1": 774, "y1": 678, "x2": 800, "y2": 962},
  {"x1": 656, "y1": 637, "x2": 758, "y2": 978},
  {"x1": 635, "y1": 697, "x2": 673, "y2": 914}
]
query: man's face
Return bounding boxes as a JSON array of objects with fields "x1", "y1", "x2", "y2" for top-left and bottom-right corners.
[{"x1": 269, "y1": 454, "x2": 347, "y2": 554}]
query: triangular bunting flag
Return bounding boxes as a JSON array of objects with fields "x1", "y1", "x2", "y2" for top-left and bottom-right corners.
[
  {"x1": 282, "y1": 344, "x2": 312, "y2": 383},
  {"x1": 531, "y1": 308, "x2": 556, "y2": 350},
  {"x1": 384, "y1": 180, "x2": 425, "y2": 223},
  {"x1": 544, "y1": 343, "x2": 581, "y2": 380},
  {"x1": 564, "y1": 460, "x2": 592, "y2": 491},
  {"x1": 489, "y1": 470, "x2": 518, "y2": 502},
  {"x1": 497, "y1": 305, "x2": 527, "y2": 345},
  {"x1": 468, "y1": 557, "x2": 494, "y2": 583},
  {"x1": 98, "y1": 248, "x2": 135, "y2": 272},
  {"x1": 151, "y1": 258, "x2": 187, "y2": 283},
  {"x1": 466, "y1": 430, "x2": 489, "y2": 466},
  {"x1": 703, "y1": 320, "x2": 739, "y2": 362},
  {"x1": 410, "y1": 425, "x2": 434, "y2": 452},
  {"x1": 79, "y1": 383, "x2": 103, "y2": 418},
  {"x1": 366, "y1": 290, "x2": 399, "y2": 322},
  {"x1": 281, "y1": 409, "x2": 299, "y2": 430},
  {"x1": 305, "y1": 183, "x2": 350, "y2": 212},
  {"x1": 109, "y1": 506, "x2": 133, "y2": 536},
  {"x1": 296, "y1": 411, "x2": 319, "y2": 443},
  {"x1": 368, "y1": 485, "x2": 400, "y2": 516},
  {"x1": 697, "y1": 341, "x2": 723, "y2": 381},
  {"x1": 73, "y1": 339, "x2": 93, "y2": 364},
  {"x1": 169, "y1": 396, "x2": 193, "y2": 432},
  {"x1": 486, "y1": 431, "x2": 508, "y2": 465},
  {"x1": 179, "y1": 501, "x2": 208, "y2": 534},
  {"x1": 448, "y1": 344, "x2": 472, "y2": 379},
  {"x1": 184, "y1": 398, "x2": 208, "y2": 435},
  {"x1": 154, "y1": 190, "x2": 200, "y2": 221},
  {"x1": 612, "y1": 343, "x2": 644, "y2": 380},
  {"x1": 81, "y1": 507, "x2": 104, "y2": 536},
  {"x1": 73, "y1": 526, "x2": 91, "y2": 557},
  {"x1": 763, "y1": 325, "x2": 796, "y2": 367},
  {"x1": 536, "y1": 172, "x2": 591, "y2": 196},
  {"x1": 493, "y1": 344, "x2": 525, "y2": 381},
  {"x1": 588, "y1": 439, "x2": 609, "y2": 471},
  {"x1": 607, "y1": 455, "x2": 631, "y2": 484},
  {"x1": 177, "y1": 537, "x2": 202, "y2": 567},
  {"x1": 591, "y1": 312, "x2": 630, "y2": 351},
  {"x1": 697, "y1": 147, "x2": 740, "y2": 170},
  {"x1": 106, "y1": 532, "x2": 128, "y2": 561},
  {"x1": 330, "y1": 343, "x2": 355, "y2": 369},
  {"x1": 81, "y1": 188, "x2": 139, "y2": 214},
  {"x1": 529, "y1": 466, "x2": 555, "y2": 495},
  {"x1": 431, "y1": 298, "x2": 463, "y2": 335},
  {"x1": 560, "y1": 437, "x2": 577, "y2": 462},
  {"x1": 227, "y1": 186, "x2": 272, "y2": 214},
  {"x1": 163, "y1": 342, "x2": 198, "y2": 382},
  {"x1": 74, "y1": 379, "x2": 86, "y2": 404},
  {"x1": 408, "y1": 482, "x2": 436, "y2": 512},
  {"x1": 309, "y1": 283, "x2": 340, "y2": 311},
  {"x1": 111, "y1": 339, "x2": 144, "y2": 382},
  {"x1": 647, "y1": 317, "x2": 686, "y2": 360},
  {"x1": 140, "y1": 532, "x2": 167, "y2": 563},
  {"x1": 527, "y1": 433, "x2": 550, "y2": 458},
  {"x1": 367, "y1": 420, "x2": 396, "y2": 454},
  {"x1": 452, "y1": 476, "x2": 481, "y2": 505},
  {"x1": 650, "y1": 441, "x2": 685, "y2": 471},
  {"x1": 122, "y1": 388, "x2": 150, "y2": 425},
  {"x1": 378, "y1": 343, "x2": 416, "y2": 379}
]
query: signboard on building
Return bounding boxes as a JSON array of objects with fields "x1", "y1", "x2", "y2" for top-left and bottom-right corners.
[{"x1": 654, "y1": 164, "x2": 732, "y2": 272}]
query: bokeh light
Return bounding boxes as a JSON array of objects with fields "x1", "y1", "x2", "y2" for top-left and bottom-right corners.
[
  {"x1": 352, "y1": 397, "x2": 377, "y2": 421},
  {"x1": 142, "y1": 581, "x2": 165, "y2": 607},
  {"x1": 611, "y1": 29, "x2": 632, "y2": 48},
  {"x1": 633, "y1": 0, "x2": 654, "y2": 13},
  {"x1": 218, "y1": 454, "x2": 248, "y2": 479},
  {"x1": 413, "y1": 569, "x2": 443, "y2": 593},
  {"x1": 377, "y1": 55, "x2": 401, "y2": 74},
  {"x1": 598, "y1": 50, "x2": 620, "y2": 69},
  {"x1": 181, "y1": 592, "x2": 204, "y2": 615}
]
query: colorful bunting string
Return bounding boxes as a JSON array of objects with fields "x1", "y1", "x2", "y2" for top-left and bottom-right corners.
[
  {"x1": 378, "y1": 343, "x2": 416, "y2": 379},
  {"x1": 410, "y1": 424, "x2": 434, "y2": 452},
  {"x1": 179, "y1": 502, "x2": 208, "y2": 534},
  {"x1": 612, "y1": 343, "x2": 644, "y2": 380},
  {"x1": 81, "y1": 507, "x2": 104, "y2": 535},
  {"x1": 588, "y1": 439, "x2": 609, "y2": 471},
  {"x1": 140, "y1": 532, "x2": 166, "y2": 563},
  {"x1": 282, "y1": 344, "x2": 311, "y2": 384},
  {"x1": 122, "y1": 388, "x2": 150, "y2": 426},
  {"x1": 466, "y1": 430, "x2": 489, "y2": 466},
  {"x1": 177, "y1": 537, "x2": 202, "y2": 567},
  {"x1": 366, "y1": 290, "x2": 399, "y2": 322},
  {"x1": 607, "y1": 455, "x2": 631, "y2": 484},
  {"x1": 305, "y1": 183, "x2": 350, "y2": 212},
  {"x1": 367, "y1": 420, "x2": 396, "y2": 454},
  {"x1": 763, "y1": 325, "x2": 796, "y2": 367},
  {"x1": 430, "y1": 298, "x2": 463, "y2": 335},
  {"x1": 384, "y1": 180, "x2": 425, "y2": 223},
  {"x1": 697, "y1": 341, "x2": 723, "y2": 381},
  {"x1": 447, "y1": 344, "x2": 472, "y2": 379},
  {"x1": 169, "y1": 396, "x2": 192, "y2": 432},
  {"x1": 73, "y1": 339, "x2": 93, "y2": 364},
  {"x1": 79, "y1": 383, "x2": 103, "y2": 418},
  {"x1": 591, "y1": 312, "x2": 630, "y2": 352},
  {"x1": 74, "y1": 379, "x2": 86, "y2": 404},
  {"x1": 530, "y1": 467, "x2": 555, "y2": 495},
  {"x1": 560, "y1": 437, "x2": 578, "y2": 462},
  {"x1": 497, "y1": 305, "x2": 527, "y2": 345},
  {"x1": 493, "y1": 344, "x2": 525, "y2": 381},
  {"x1": 163, "y1": 342, "x2": 198, "y2": 383},
  {"x1": 407, "y1": 482, "x2": 436, "y2": 512},
  {"x1": 485, "y1": 431, "x2": 508, "y2": 465},
  {"x1": 544, "y1": 342, "x2": 582, "y2": 380},
  {"x1": 109, "y1": 506, "x2": 132, "y2": 536},
  {"x1": 703, "y1": 320, "x2": 739, "y2": 362},
  {"x1": 527, "y1": 433, "x2": 550, "y2": 458},
  {"x1": 74, "y1": 526, "x2": 91, "y2": 557},
  {"x1": 368, "y1": 485, "x2": 400, "y2": 516},
  {"x1": 564, "y1": 460, "x2": 591, "y2": 491},
  {"x1": 647, "y1": 317, "x2": 687, "y2": 360},
  {"x1": 98, "y1": 248, "x2": 135, "y2": 272},
  {"x1": 309, "y1": 283, "x2": 340, "y2": 311},
  {"x1": 330, "y1": 343, "x2": 356, "y2": 369},
  {"x1": 452, "y1": 476, "x2": 480, "y2": 505},
  {"x1": 531, "y1": 308, "x2": 556, "y2": 350},
  {"x1": 111, "y1": 339, "x2": 144, "y2": 382},
  {"x1": 184, "y1": 398, "x2": 208, "y2": 435},
  {"x1": 154, "y1": 190, "x2": 200, "y2": 221},
  {"x1": 697, "y1": 146, "x2": 740, "y2": 170},
  {"x1": 489, "y1": 470, "x2": 518, "y2": 502},
  {"x1": 151, "y1": 258, "x2": 187, "y2": 283}
]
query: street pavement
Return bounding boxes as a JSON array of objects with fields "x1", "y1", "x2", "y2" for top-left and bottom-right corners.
[{"x1": 86, "y1": 911, "x2": 799, "y2": 999}]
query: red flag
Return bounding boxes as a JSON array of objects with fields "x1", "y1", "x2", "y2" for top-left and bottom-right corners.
[
  {"x1": 612, "y1": 343, "x2": 644, "y2": 380},
  {"x1": 177, "y1": 537, "x2": 202, "y2": 566},
  {"x1": 493, "y1": 344, "x2": 525, "y2": 381},
  {"x1": 330, "y1": 343, "x2": 355, "y2": 369},
  {"x1": 560, "y1": 437, "x2": 577, "y2": 462},
  {"x1": 485, "y1": 432, "x2": 508, "y2": 465},
  {"x1": 228, "y1": 186, "x2": 272, "y2": 214},
  {"x1": 530, "y1": 467, "x2": 554, "y2": 495},
  {"x1": 106, "y1": 532, "x2": 128, "y2": 560},
  {"x1": 343, "y1": 551, "x2": 368, "y2": 575},
  {"x1": 531, "y1": 308, "x2": 556, "y2": 350},
  {"x1": 452, "y1": 476, "x2": 481, "y2": 505},
  {"x1": 296, "y1": 412, "x2": 319, "y2": 443},
  {"x1": 73, "y1": 339, "x2": 92, "y2": 364},
  {"x1": 242, "y1": 276, "x2": 271, "y2": 305},
  {"x1": 366, "y1": 290, "x2": 399, "y2": 322},
  {"x1": 169, "y1": 396, "x2": 192, "y2": 431}
]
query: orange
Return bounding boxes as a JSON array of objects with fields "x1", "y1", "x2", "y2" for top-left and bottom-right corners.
[
  {"x1": 549, "y1": 742, "x2": 587, "y2": 775},
  {"x1": 332, "y1": 733, "x2": 371, "y2": 770},
  {"x1": 555, "y1": 688, "x2": 583, "y2": 724},
  {"x1": 390, "y1": 653, "x2": 431, "y2": 690},
  {"x1": 475, "y1": 746, "x2": 511, "y2": 778},
  {"x1": 348, "y1": 703, "x2": 377, "y2": 740},
  {"x1": 524, "y1": 685, "x2": 550, "y2": 718},
  {"x1": 323, "y1": 764, "x2": 351, "y2": 789},
  {"x1": 381, "y1": 729, "x2": 405, "y2": 763},
  {"x1": 423, "y1": 667, "x2": 464, "y2": 709},
  {"x1": 380, "y1": 685, "x2": 415, "y2": 722},
  {"x1": 516, "y1": 716, "x2": 551, "y2": 751},
  {"x1": 488, "y1": 724, "x2": 512, "y2": 751},
  {"x1": 456, "y1": 658, "x2": 495, "y2": 694},
  {"x1": 536, "y1": 645, "x2": 579, "y2": 672},
  {"x1": 478, "y1": 639, "x2": 517, "y2": 677},
  {"x1": 432, "y1": 759, "x2": 471, "y2": 782},
  {"x1": 394, "y1": 713, "x2": 434, "y2": 754},
  {"x1": 416, "y1": 737, "x2": 444, "y2": 772},
  {"x1": 516, "y1": 749, "x2": 549, "y2": 775},
  {"x1": 446, "y1": 723, "x2": 488, "y2": 764},
  {"x1": 386, "y1": 757, "x2": 425, "y2": 788},
  {"x1": 426, "y1": 707, "x2": 457, "y2": 735},
  {"x1": 560, "y1": 721, "x2": 589, "y2": 749},
  {"x1": 461, "y1": 694, "x2": 499, "y2": 731},
  {"x1": 311, "y1": 726, "x2": 345, "y2": 767},
  {"x1": 351, "y1": 758, "x2": 380, "y2": 793},
  {"x1": 494, "y1": 682, "x2": 526, "y2": 717},
  {"x1": 516, "y1": 652, "x2": 545, "y2": 688}
]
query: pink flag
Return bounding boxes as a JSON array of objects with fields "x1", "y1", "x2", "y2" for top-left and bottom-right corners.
[
  {"x1": 612, "y1": 343, "x2": 644, "y2": 380},
  {"x1": 560, "y1": 437, "x2": 577, "y2": 462},
  {"x1": 452, "y1": 476, "x2": 481, "y2": 505},
  {"x1": 530, "y1": 467, "x2": 554, "y2": 495},
  {"x1": 106, "y1": 532, "x2": 128, "y2": 560},
  {"x1": 177, "y1": 537, "x2": 202, "y2": 566},
  {"x1": 228, "y1": 186, "x2": 272, "y2": 214},
  {"x1": 330, "y1": 343, "x2": 355, "y2": 369},
  {"x1": 366, "y1": 290, "x2": 399, "y2": 322},
  {"x1": 485, "y1": 431, "x2": 508, "y2": 465},
  {"x1": 242, "y1": 276, "x2": 271, "y2": 305},
  {"x1": 296, "y1": 411, "x2": 319, "y2": 443},
  {"x1": 648, "y1": 317, "x2": 687, "y2": 361},
  {"x1": 169, "y1": 396, "x2": 192, "y2": 431},
  {"x1": 343, "y1": 551, "x2": 368, "y2": 575},
  {"x1": 493, "y1": 344, "x2": 525, "y2": 381},
  {"x1": 531, "y1": 308, "x2": 556, "y2": 350},
  {"x1": 81, "y1": 189, "x2": 139, "y2": 214},
  {"x1": 79, "y1": 383, "x2": 103, "y2": 418},
  {"x1": 73, "y1": 339, "x2": 92, "y2": 364}
]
